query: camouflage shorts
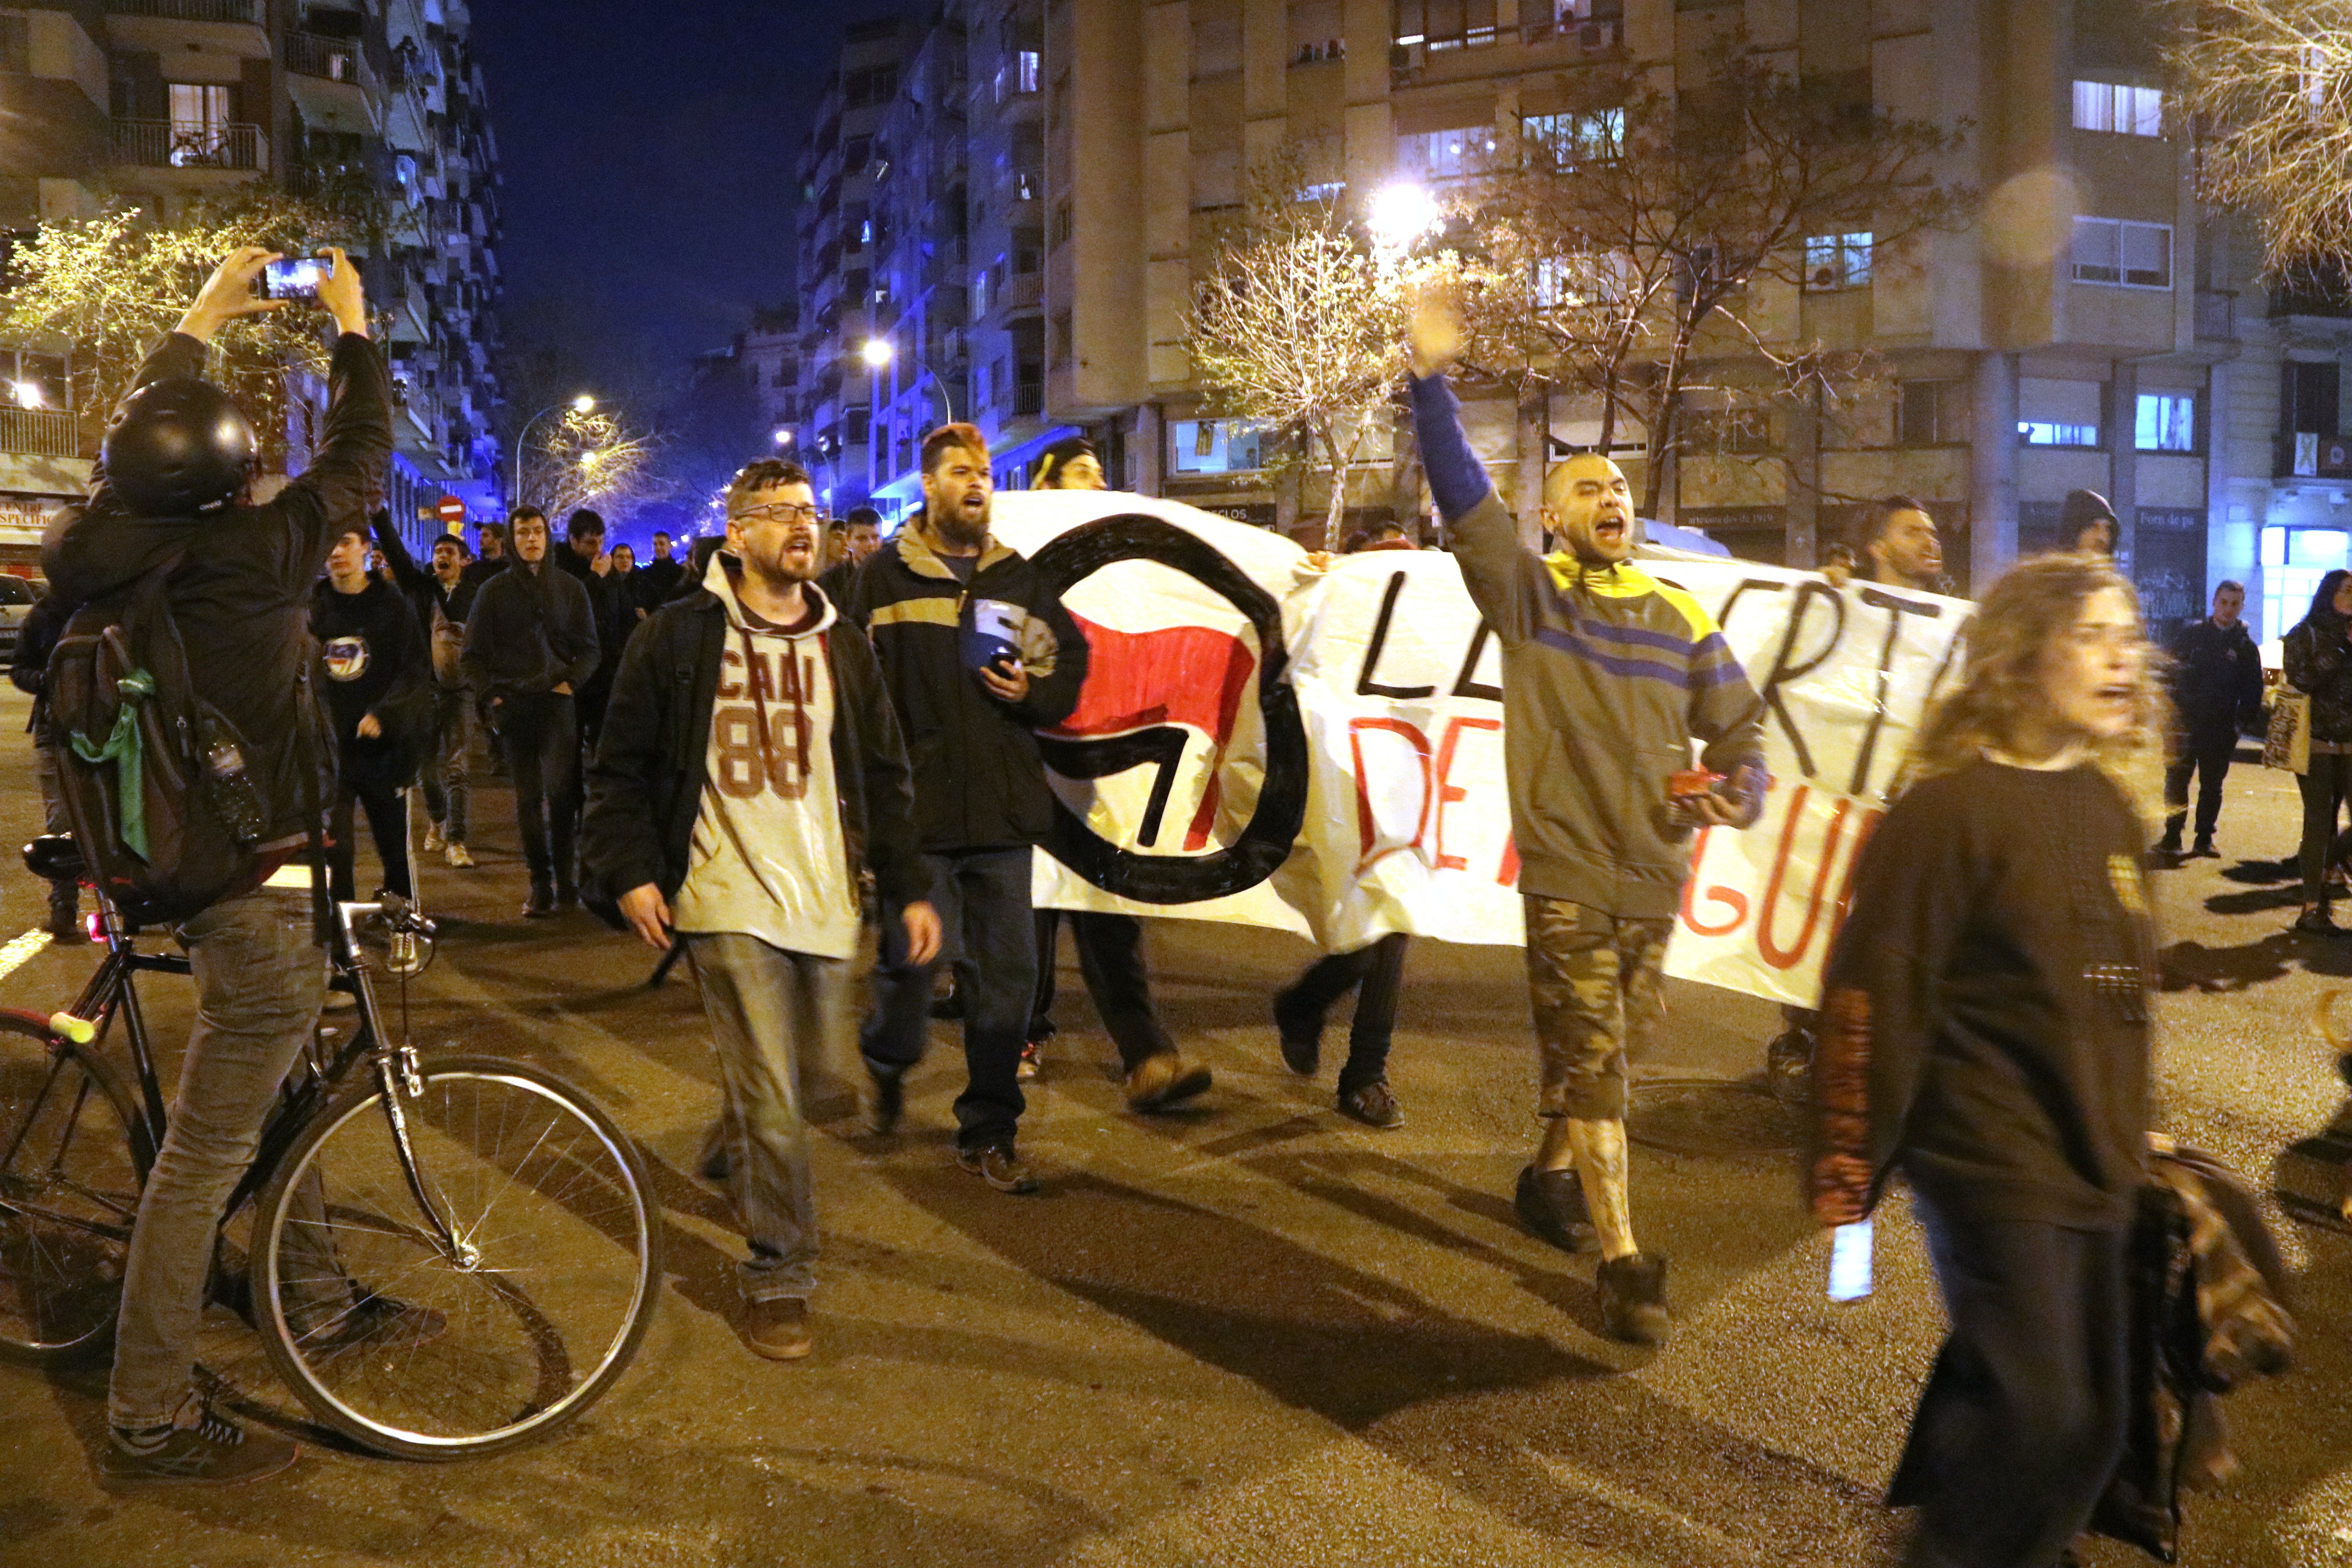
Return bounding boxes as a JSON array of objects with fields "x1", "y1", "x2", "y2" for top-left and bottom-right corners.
[{"x1": 1524, "y1": 895, "x2": 1673, "y2": 1121}]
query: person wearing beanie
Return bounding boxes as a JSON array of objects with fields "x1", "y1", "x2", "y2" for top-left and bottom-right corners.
[{"x1": 2061, "y1": 489, "x2": 2119, "y2": 556}]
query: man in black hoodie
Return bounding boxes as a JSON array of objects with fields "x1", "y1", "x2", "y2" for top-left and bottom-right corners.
[
  {"x1": 2159, "y1": 580, "x2": 2264, "y2": 858},
  {"x1": 461, "y1": 505, "x2": 601, "y2": 915},
  {"x1": 313, "y1": 524, "x2": 432, "y2": 899},
  {"x1": 42, "y1": 246, "x2": 389, "y2": 1489}
]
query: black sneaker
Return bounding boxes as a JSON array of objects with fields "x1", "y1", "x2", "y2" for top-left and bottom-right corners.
[
  {"x1": 1765, "y1": 1026, "x2": 1814, "y2": 1108},
  {"x1": 522, "y1": 880, "x2": 556, "y2": 919},
  {"x1": 1273, "y1": 992, "x2": 1320, "y2": 1076},
  {"x1": 2295, "y1": 905, "x2": 2338, "y2": 936},
  {"x1": 1596, "y1": 1253, "x2": 1671, "y2": 1344},
  {"x1": 1514, "y1": 1164, "x2": 1598, "y2": 1253},
  {"x1": 2155, "y1": 831, "x2": 2183, "y2": 857},
  {"x1": 100, "y1": 1404, "x2": 299, "y2": 1491},
  {"x1": 867, "y1": 1068, "x2": 904, "y2": 1137},
  {"x1": 1337, "y1": 1079, "x2": 1405, "y2": 1129},
  {"x1": 955, "y1": 1144, "x2": 1039, "y2": 1194},
  {"x1": 2191, "y1": 836, "x2": 2219, "y2": 859}
]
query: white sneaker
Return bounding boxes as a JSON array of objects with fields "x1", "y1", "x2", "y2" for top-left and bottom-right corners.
[
  {"x1": 422, "y1": 824, "x2": 444, "y2": 852},
  {"x1": 445, "y1": 843, "x2": 476, "y2": 869}
]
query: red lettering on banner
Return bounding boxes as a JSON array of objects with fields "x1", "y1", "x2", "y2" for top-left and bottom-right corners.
[
  {"x1": 1496, "y1": 836, "x2": 1519, "y2": 886},
  {"x1": 1348, "y1": 716, "x2": 1431, "y2": 868},
  {"x1": 1051, "y1": 614, "x2": 1257, "y2": 850},
  {"x1": 1755, "y1": 786, "x2": 1851, "y2": 970},
  {"x1": 1679, "y1": 827, "x2": 1751, "y2": 937},
  {"x1": 1431, "y1": 715, "x2": 1502, "y2": 870}
]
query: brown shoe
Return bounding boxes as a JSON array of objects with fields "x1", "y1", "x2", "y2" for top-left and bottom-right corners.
[
  {"x1": 741, "y1": 1297, "x2": 813, "y2": 1360},
  {"x1": 1125, "y1": 1051, "x2": 1213, "y2": 1112}
]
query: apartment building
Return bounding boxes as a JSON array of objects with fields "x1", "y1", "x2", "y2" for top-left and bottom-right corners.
[
  {"x1": 739, "y1": 301, "x2": 801, "y2": 441},
  {"x1": 1022, "y1": 0, "x2": 2346, "y2": 636},
  {"x1": 0, "y1": 0, "x2": 502, "y2": 572}
]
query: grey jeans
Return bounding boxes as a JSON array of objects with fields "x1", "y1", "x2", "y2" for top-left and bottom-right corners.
[
  {"x1": 419, "y1": 687, "x2": 472, "y2": 845},
  {"x1": 684, "y1": 934, "x2": 846, "y2": 1303},
  {"x1": 110, "y1": 887, "x2": 330, "y2": 1430}
]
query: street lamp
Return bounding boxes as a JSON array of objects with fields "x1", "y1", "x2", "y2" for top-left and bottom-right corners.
[
  {"x1": 511, "y1": 393, "x2": 596, "y2": 510},
  {"x1": 772, "y1": 427, "x2": 794, "y2": 447},
  {"x1": 858, "y1": 337, "x2": 956, "y2": 426},
  {"x1": 1367, "y1": 181, "x2": 1441, "y2": 254}
]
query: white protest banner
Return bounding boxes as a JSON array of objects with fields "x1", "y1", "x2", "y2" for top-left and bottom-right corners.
[{"x1": 988, "y1": 491, "x2": 1970, "y2": 1009}]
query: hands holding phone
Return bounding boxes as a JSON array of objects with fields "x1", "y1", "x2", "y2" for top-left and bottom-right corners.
[{"x1": 177, "y1": 247, "x2": 367, "y2": 344}]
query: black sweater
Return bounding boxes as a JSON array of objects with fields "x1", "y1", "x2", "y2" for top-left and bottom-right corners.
[
  {"x1": 1811, "y1": 760, "x2": 2155, "y2": 1230},
  {"x1": 311, "y1": 574, "x2": 432, "y2": 788},
  {"x1": 459, "y1": 558, "x2": 601, "y2": 700}
]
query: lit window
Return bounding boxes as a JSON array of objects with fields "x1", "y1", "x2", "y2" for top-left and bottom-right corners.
[
  {"x1": 1522, "y1": 108, "x2": 1624, "y2": 166},
  {"x1": 1395, "y1": 126, "x2": 1500, "y2": 181},
  {"x1": 2072, "y1": 80, "x2": 2164, "y2": 137},
  {"x1": 2071, "y1": 217, "x2": 2171, "y2": 288},
  {"x1": 1534, "y1": 252, "x2": 1627, "y2": 308},
  {"x1": 1168, "y1": 418, "x2": 1265, "y2": 475},
  {"x1": 2135, "y1": 393, "x2": 2195, "y2": 453},
  {"x1": 1805, "y1": 232, "x2": 1873, "y2": 290},
  {"x1": 1017, "y1": 50, "x2": 1041, "y2": 93},
  {"x1": 2019, "y1": 421, "x2": 2101, "y2": 447}
]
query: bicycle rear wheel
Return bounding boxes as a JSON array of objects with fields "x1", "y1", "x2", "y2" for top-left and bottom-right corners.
[
  {"x1": 250, "y1": 1055, "x2": 660, "y2": 1459},
  {"x1": 0, "y1": 1011, "x2": 148, "y2": 1366}
]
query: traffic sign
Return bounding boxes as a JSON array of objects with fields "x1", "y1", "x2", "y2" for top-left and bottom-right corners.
[{"x1": 437, "y1": 496, "x2": 466, "y2": 527}]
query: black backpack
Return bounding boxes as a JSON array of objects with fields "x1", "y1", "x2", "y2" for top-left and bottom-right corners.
[{"x1": 43, "y1": 554, "x2": 293, "y2": 924}]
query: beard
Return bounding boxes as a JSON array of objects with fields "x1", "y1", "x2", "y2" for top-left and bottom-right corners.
[{"x1": 930, "y1": 493, "x2": 990, "y2": 549}]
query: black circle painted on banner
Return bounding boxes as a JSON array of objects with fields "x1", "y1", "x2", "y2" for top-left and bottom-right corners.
[{"x1": 1028, "y1": 514, "x2": 1310, "y2": 904}]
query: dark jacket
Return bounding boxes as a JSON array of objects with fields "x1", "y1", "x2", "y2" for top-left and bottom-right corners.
[
  {"x1": 581, "y1": 564, "x2": 927, "y2": 913},
  {"x1": 10, "y1": 589, "x2": 72, "y2": 698},
  {"x1": 846, "y1": 521, "x2": 1089, "y2": 852},
  {"x1": 372, "y1": 510, "x2": 477, "y2": 633},
  {"x1": 458, "y1": 553, "x2": 509, "y2": 593},
  {"x1": 2165, "y1": 617, "x2": 2263, "y2": 743},
  {"x1": 459, "y1": 558, "x2": 601, "y2": 701},
  {"x1": 41, "y1": 330, "x2": 392, "y2": 844},
  {"x1": 311, "y1": 574, "x2": 433, "y2": 790},
  {"x1": 556, "y1": 544, "x2": 628, "y2": 688},
  {"x1": 2282, "y1": 612, "x2": 2352, "y2": 745},
  {"x1": 636, "y1": 555, "x2": 684, "y2": 603}
]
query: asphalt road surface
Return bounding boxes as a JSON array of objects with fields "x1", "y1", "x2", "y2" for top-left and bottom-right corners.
[{"x1": 2, "y1": 682, "x2": 2349, "y2": 1568}]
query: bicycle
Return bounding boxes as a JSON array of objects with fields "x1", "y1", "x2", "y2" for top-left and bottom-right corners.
[{"x1": 0, "y1": 835, "x2": 662, "y2": 1460}]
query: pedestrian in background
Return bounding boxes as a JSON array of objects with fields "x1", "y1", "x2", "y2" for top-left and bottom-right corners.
[
  {"x1": 2159, "y1": 580, "x2": 2263, "y2": 859},
  {"x1": 1811, "y1": 553, "x2": 2162, "y2": 1568},
  {"x1": 313, "y1": 522, "x2": 432, "y2": 900},
  {"x1": 461, "y1": 505, "x2": 601, "y2": 916},
  {"x1": 639, "y1": 529, "x2": 685, "y2": 603},
  {"x1": 462, "y1": 519, "x2": 509, "y2": 589},
  {"x1": 2062, "y1": 488, "x2": 2119, "y2": 557},
  {"x1": 372, "y1": 520, "x2": 482, "y2": 868},
  {"x1": 1275, "y1": 932, "x2": 1411, "y2": 1128},
  {"x1": 2282, "y1": 569, "x2": 2352, "y2": 933},
  {"x1": 556, "y1": 508, "x2": 627, "y2": 750},
  {"x1": 586, "y1": 456, "x2": 938, "y2": 1361},
  {"x1": 818, "y1": 504, "x2": 884, "y2": 606}
]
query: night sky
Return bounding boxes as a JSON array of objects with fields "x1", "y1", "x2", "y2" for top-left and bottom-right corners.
[{"x1": 473, "y1": 0, "x2": 921, "y2": 393}]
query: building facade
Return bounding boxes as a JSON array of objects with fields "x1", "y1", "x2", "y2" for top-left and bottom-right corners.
[
  {"x1": 0, "y1": 0, "x2": 502, "y2": 572},
  {"x1": 1013, "y1": 0, "x2": 2344, "y2": 638}
]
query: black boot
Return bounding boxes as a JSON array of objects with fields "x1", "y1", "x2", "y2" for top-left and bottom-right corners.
[
  {"x1": 523, "y1": 872, "x2": 556, "y2": 919},
  {"x1": 2155, "y1": 820, "x2": 2184, "y2": 856}
]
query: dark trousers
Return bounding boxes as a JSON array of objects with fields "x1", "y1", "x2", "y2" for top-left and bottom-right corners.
[
  {"x1": 329, "y1": 776, "x2": 411, "y2": 901},
  {"x1": 2162, "y1": 733, "x2": 2236, "y2": 842},
  {"x1": 1894, "y1": 1189, "x2": 2131, "y2": 1568},
  {"x1": 1031, "y1": 909, "x2": 1174, "y2": 1073},
  {"x1": 1277, "y1": 933, "x2": 1410, "y2": 1093},
  {"x1": 2296, "y1": 752, "x2": 2352, "y2": 904},
  {"x1": 498, "y1": 691, "x2": 580, "y2": 890},
  {"x1": 861, "y1": 847, "x2": 1036, "y2": 1152}
]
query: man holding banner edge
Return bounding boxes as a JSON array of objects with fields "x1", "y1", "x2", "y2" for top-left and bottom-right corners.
[{"x1": 1407, "y1": 288, "x2": 1769, "y2": 1343}]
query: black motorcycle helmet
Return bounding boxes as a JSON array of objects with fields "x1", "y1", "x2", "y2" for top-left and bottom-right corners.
[{"x1": 101, "y1": 377, "x2": 257, "y2": 517}]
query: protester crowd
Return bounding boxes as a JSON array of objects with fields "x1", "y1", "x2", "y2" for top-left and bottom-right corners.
[{"x1": 4, "y1": 254, "x2": 2322, "y2": 1568}]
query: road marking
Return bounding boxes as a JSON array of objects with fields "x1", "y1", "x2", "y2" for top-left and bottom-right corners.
[{"x1": 0, "y1": 927, "x2": 51, "y2": 984}]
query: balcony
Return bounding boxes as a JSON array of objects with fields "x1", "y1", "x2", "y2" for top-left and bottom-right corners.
[
  {"x1": 0, "y1": 407, "x2": 81, "y2": 459},
  {"x1": 107, "y1": 0, "x2": 260, "y2": 19},
  {"x1": 112, "y1": 118, "x2": 264, "y2": 172},
  {"x1": 2274, "y1": 433, "x2": 2352, "y2": 481},
  {"x1": 2195, "y1": 290, "x2": 2236, "y2": 341},
  {"x1": 1012, "y1": 382, "x2": 1043, "y2": 417}
]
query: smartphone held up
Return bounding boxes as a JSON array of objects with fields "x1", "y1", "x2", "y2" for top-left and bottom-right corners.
[{"x1": 256, "y1": 257, "x2": 326, "y2": 303}]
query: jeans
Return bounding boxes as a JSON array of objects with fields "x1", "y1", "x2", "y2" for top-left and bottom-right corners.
[
  {"x1": 110, "y1": 888, "x2": 333, "y2": 1430},
  {"x1": 2163, "y1": 732, "x2": 2236, "y2": 843},
  {"x1": 497, "y1": 690, "x2": 580, "y2": 889},
  {"x1": 1031, "y1": 910, "x2": 1175, "y2": 1073},
  {"x1": 1278, "y1": 933, "x2": 1411, "y2": 1093},
  {"x1": 418, "y1": 687, "x2": 472, "y2": 845},
  {"x1": 685, "y1": 934, "x2": 845, "y2": 1302},
  {"x1": 2295, "y1": 753, "x2": 2352, "y2": 904},
  {"x1": 1894, "y1": 1189, "x2": 2131, "y2": 1568},
  {"x1": 862, "y1": 847, "x2": 1035, "y2": 1151},
  {"x1": 329, "y1": 777, "x2": 411, "y2": 902}
]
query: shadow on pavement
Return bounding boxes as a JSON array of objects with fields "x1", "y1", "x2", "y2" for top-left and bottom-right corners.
[{"x1": 2160, "y1": 935, "x2": 2299, "y2": 994}]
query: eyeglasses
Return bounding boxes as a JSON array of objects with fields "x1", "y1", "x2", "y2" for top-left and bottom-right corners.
[{"x1": 731, "y1": 502, "x2": 822, "y2": 525}]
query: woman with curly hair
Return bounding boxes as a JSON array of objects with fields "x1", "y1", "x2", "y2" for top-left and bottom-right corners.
[
  {"x1": 1809, "y1": 553, "x2": 2165, "y2": 1568},
  {"x1": 2281, "y1": 568, "x2": 2352, "y2": 933}
]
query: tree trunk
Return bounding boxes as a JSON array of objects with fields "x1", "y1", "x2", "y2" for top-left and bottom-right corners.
[
  {"x1": 1322, "y1": 421, "x2": 1350, "y2": 553},
  {"x1": 1515, "y1": 379, "x2": 1549, "y2": 551}
]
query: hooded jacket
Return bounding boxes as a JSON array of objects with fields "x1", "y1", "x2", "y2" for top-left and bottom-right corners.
[
  {"x1": 40, "y1": 329, "x2": 392, "y2": 845},
  {"x1": 459, "y1": 555, "x2": 601, "y2": 701},
  {"x1": 845, "y1": 521, "x2": 1089, "y2": 853},
  {"x1": 581, "y1": 551, "x2": 927, "y2": 914}
]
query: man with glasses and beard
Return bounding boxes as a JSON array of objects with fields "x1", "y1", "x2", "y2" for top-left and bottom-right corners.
[{"x1": 847, "y1": 424, "x2": 1089, "y2": 1194}]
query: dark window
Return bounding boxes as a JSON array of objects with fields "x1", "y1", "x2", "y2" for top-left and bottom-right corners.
[
  {"x1": 1898, "y1": 381, "x2": 1964, "y2": 446},
  {"x1": 2285, "y1": 360, "x2": 2340, "y2": 437}
]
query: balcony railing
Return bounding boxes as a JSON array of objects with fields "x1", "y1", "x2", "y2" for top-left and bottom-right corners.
[
  {"x1": 112, "y1": 119, "x2": 263, "y2": 171},
  {"x1": 105, "y1": 0, "x2": 261, "y2": 22},
  {"x1": 0, "y1": 407, "x2": 82, "y2": 459},
  {"x1": 2195, "y1": 290, "x2": 2236, "y2": 341},
  {"x1": 287, "y1": 32, "x2": 365, "y2": 85},
  {"x1": 1012, "y1": 382, "x2": 1044, "y2": 417}
]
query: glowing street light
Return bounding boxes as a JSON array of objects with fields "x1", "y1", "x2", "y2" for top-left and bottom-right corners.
[
  {"x1": 513, "y1": 392, "x2": 598, "y2": 506},
  {"x1": 772, "y1": 427, "x2": 794, "y2": 447},
  {"x1": 858, "y1": 336, "x2": 955, "y2": 424},
  {"x1": 570, "y1": 393, "x2": 596, "y2": 413},
  {"x1": 1367, "y1": 182, "x2": 1441, "y2": 253},
  {"x1": 10, "y1": 381, "x2": 43, "y2": 410},
  {"x1": 859, "y1": 337, "x2": 894, "y2": 369}
]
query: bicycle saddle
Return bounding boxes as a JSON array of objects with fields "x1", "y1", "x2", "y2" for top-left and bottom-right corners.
[{"x1": 22, "y1": 835, "x2": 84, "y2": 884}]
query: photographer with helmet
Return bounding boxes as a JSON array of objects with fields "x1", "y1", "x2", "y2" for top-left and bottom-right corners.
[{"x1": 41, "y1": 246, "x2": 391, "y2": 1489}]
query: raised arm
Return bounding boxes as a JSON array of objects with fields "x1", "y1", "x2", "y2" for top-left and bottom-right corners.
[
  {"x1": 372, "y1": 508, "x2": 431, "y2": 598},
  {"x1": 1407, "y1": 285, "x2": 1542, "y2": 644}
]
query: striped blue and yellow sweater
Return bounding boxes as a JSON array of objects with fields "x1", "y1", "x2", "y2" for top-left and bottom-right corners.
[{"x1": 1411, "y1": 371, "x2": 1767, "y2": 920}]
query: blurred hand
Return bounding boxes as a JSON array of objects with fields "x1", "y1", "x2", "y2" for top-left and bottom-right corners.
[
  {"x1": 1408, "y1": 279, "x2": 1463, "y2": 379},
  {"x1": 177, "y1": 247, "x2": 286, "y2": 342},
  {"x1": 619, "y1": 883, "x2": 672, "y2": 950},
  {"x1": 902, "y1": 901, "x2": 942, "y2": 965},
  {"x1": 591, "y1": 552, "x2": 612, "y2": 577},
  {"x1": 356, "y1": 712, "x2": 383, "y2": 739},
  {"x1": 313, "y1": 247, "x2": 368, "y2": 339},
  {"x1": 978, "y1": 661, "x2": 1029, "y2": 704}
]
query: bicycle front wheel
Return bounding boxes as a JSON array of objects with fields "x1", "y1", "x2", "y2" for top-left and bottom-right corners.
[
  {"x1": 251, "y1": 1056, "x2": 661, "y2": 1459},
  {"x1": 0, "y1": 1011, "x2": 148, "y2": 1366}
]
